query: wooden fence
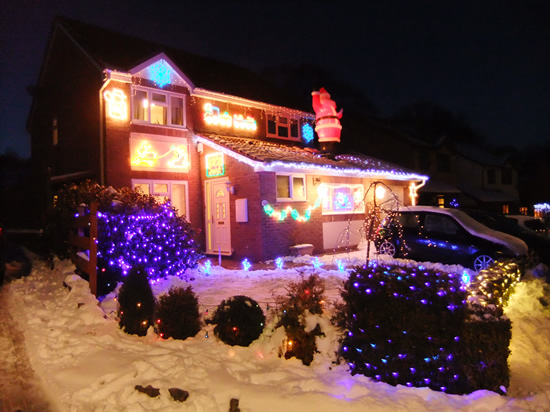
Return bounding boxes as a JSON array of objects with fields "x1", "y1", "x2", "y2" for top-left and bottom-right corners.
[{"x1": 69, "y1": 202, "x2": 98, "y2": 296}]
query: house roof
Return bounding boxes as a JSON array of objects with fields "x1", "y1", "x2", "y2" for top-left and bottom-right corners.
[
  {"x1": 53, "y1": 16, "x2": 307, "y2": 111},
  {"x1": 197, "y1": 134, "x2": 429, "y2": 181}
]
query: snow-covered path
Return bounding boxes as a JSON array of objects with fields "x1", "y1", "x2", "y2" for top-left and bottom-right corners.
[{"x1": 0, "y1": 287, "x2": 52, "y2": 411}]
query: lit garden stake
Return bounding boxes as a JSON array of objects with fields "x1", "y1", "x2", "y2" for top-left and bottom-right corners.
[
  {"x1": 312, "y1": 257, "x2": 324, "y2": 269},
  {"x1": 242, "y1": 258, "x2": 252, "y2": 271},
  {"x1": 276, "y1": 257, "x2": 284, "y2": 269},
  {"x1": 336, "y1": 259, "x2": 346, "y2": 271},
  {"x1": 461, "y1": 271, "x2": 470, "y2": 285},
  {"x1": 203, "y1": 260, "x2": 212, "y2": 275}
]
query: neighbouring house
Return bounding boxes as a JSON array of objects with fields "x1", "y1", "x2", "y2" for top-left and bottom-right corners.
[
  {"x1": 345, "y1": 116, "x2": 520, "y2": 213},
  {"x1": 28, "y1": 17, "x2": 428, "y2": 262}
]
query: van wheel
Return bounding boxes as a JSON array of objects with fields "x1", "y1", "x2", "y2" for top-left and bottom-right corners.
[
  {"x1": 472, "y1": 254, "x2": 494, "y2": 271},
  {"x1": 379, "y1": 240, "x2": 398, "y2": 257}
]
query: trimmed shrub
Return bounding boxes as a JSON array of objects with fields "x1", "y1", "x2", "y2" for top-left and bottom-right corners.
[
  {"x1": 339, "y1": 264, "x2": 511, "y2": 395},
  {"x1": 118, "y1": 265, "x2": 156, "y2": 336},
  {"x1": 155, "y1": 286, "x2": 201, "y2": 340},
  {"x1": 275, "y1": 273, "x2": 326, "y2": 365},
  {"x1": 208, "y1": 295, "x2": 265, "y2": 347}
]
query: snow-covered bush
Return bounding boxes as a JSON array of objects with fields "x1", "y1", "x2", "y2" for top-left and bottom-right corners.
[
  {"x1": 208, "y1": 295, "x2": 265, "y2": 347},
  {"x1": 117, "y1": 265, "x2": 156, "y2": 336},
  {"x1": 275, "y1": 273, "x2": 327, "y2": 365},
  {"x1": 42, "y1": 180, "x2": 201, "y2": 293},
  {"x1": 155, "y1": 286, "x2": 201, "y2": 340}
]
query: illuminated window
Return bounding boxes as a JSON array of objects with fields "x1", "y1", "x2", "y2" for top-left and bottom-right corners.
[
  {"x1": 132, "y1": 179, "x2": 189, "y2": 219},
  {"x1": 519, "y1": 206, "x2": 528, "y2": 215},
  {"x1": 132, "y1": 87, "x2": 186, "y2": 127},
  {"x1": 438, "y1": 195, "x2": 445, "y2": 208},
  {"x1": 319, "y1": 183, "x2": 365, "y2": 215},
  {"x1": 502, "y1": 204, "x2": 509, "y2": 214},
  {"x1": 276, "y1": 174, "x2": 306, "y2": 201},
  {"x1": 267, "y1": 114, "x2": 300, "y2": 140},
  {"x1": 151, "y1": 93, "x2": 167, "y2": 125}
]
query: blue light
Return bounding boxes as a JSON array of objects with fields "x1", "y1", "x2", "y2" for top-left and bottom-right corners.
[
  {"x1": 461, "y1": 271, "x2": 471, "y2": 285},
  {"x1": 203, "y1": 260, "x2": 212, "y2": 275},
  {"x1": 337, "y1": 259, "x2": 345, "y2": 271},
  {"x1": 312, "y1": 257, "x2": 324, "y2": 268},
  {"x1": 275, "y1": 257, "x2": 284, "y2": 269},
  {"x1": 150, "y1": 59, "x2": 172, "y2": 88},
  {"x1": 242, "y1": 258, "x2": 252, "y2": 271},
  {"x1": 302, "y1": 123, "x2": 314, "y2": 143}
]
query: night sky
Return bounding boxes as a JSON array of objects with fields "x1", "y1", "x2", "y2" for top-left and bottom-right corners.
[{"x1": 1, "y1": 0, "x2": 549, "y2": 158}]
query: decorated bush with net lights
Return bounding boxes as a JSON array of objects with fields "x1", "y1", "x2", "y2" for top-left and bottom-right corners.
[
  {"x1": 42, "y1": 180, "x2": 201, "y2": 293},
  {"x1": 208, "y1": 295, "x2": 266, "y2": 347},
  {"x1": 339, "y1": 263, "x2": 511, "y2": 395}
]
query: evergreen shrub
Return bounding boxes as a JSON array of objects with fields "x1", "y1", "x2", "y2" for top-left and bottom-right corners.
[
  {"x1": 275, "y1": 273, "x2": 326, "y2": 365},
  {"x1": 42, "y1": 180, "x2": 202, "y2": 294},
  {"x1": 155, "y1": 286, "x2": 201, "y2": 340},
  {"x1": 339, "y1": 264, "x2": 511, "y2": 395},
  {"x1": 208, "y1": 295, "x2": 265, "y2": 346},
  {"x1": 118, "y1": 265, "x2": 156, "y2": 336}
]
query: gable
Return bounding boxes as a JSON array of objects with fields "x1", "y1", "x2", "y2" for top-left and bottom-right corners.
[{"x1": 130, "y1": 53, "x2": 194, "y2": 90}]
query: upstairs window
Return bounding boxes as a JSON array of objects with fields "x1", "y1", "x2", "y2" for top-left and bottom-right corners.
[
  {"x1": 276, "y1": 174, "x2": 306, "y2": 201},
  {"x1": 267, "y1": 114, "x2": 299, "y2": 140},
  {"x1": 132, "y1": 87, "x2": 186, "y2": 127}
]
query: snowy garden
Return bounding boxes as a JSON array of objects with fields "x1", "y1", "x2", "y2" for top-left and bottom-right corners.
[
  {"x1": 4, "y1": 247, "x2": 550, "y2": 411},
  {"x1": 3, "y1": 182, "x2": 550, "y2": 411}
]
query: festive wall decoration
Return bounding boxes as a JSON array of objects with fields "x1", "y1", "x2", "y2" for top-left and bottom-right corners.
[
  {"x1": 311, "y1": 88, "x2": 343, "y2": 143},
  {"x1": 205, "y1": 153, "x2": 225, "y2": 177},
  {"x1": 302, "y1": 123, "x2": 314, "y2": 143},
  {"x1": 203, "y1": 103, "x2": 257, "y2": 131},
  {"x1": 104, "y1": 88, "x2": 128, "y2": 120},
  {"x1": 149, "y1": 59, "x2": 173, "y2": 88},
  {"x1": 130, "y1": 139, "x2": 189, "y2": 171},
  {"x1": 262, "y1": 198, "x2": 322, "y2": 222}
]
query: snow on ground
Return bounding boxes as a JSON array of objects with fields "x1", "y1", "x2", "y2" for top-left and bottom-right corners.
[{"x1": 4, "y1": 246, "x2": 550, "y2": 412}]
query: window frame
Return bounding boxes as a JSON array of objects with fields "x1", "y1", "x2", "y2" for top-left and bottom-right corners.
[
  {"x1": 275, "y1": 173, "x2": 307, "y2": 202},
  {"x1": 266, "y1": 113, "x2": 301, "y2": 141},
  {"x1": 319, "y1": 183, "x2": 365, "y2": 215},
  {"x1": 132, "y1": 179, "x2": 190, "y2": 220},
  {"x1": 131, "y1": 86, "x2": 187, "y2": 128}
]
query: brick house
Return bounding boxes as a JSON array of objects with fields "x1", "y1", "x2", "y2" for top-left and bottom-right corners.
[{"x1": 28, "y1": 17, "x2": 428, "y2": 262}]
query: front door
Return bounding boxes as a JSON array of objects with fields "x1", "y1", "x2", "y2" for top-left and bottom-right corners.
[{"x1": 205, "y1": 179, "x2": 231, "y2": 255}]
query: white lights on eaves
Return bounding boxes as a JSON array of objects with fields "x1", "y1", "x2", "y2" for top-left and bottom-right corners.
[{"x1": 196, "y1": 136, "x2": 430, "y2": 181}]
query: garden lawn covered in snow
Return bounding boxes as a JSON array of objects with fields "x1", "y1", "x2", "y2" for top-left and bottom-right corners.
[{"x1": 4, "y1": 248, "x2": 550, "y2": 412}]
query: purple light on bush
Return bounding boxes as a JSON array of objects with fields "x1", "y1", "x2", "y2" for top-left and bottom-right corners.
[
  {"x1": 420, "y1": 299, "x2": 427, "y2": 304},
  {"x1": 366, "y1": 289, "x2": 372, "y2": 294}
]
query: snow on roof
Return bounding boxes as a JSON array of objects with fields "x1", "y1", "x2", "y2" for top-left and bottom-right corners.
[
  {"x1": 397, "y1": 206, "x2": 528, "y2": 255},
  {"x1": 197, "y1": 134, "x2": 429, "y2": 181}
]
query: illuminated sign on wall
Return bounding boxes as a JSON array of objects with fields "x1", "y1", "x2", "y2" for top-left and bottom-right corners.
[
  {"x1": 130, "y1": 138, "x2": 189, "y2": 171},
  {"x1": 205, "y1": 153, "x2": 225, "y2": 177},
  {"x1": 203, "y1": 103, "x2": 257, "y2": 131},
  {"x1": 104, "y1": 88, "x2": 128, "y2": 120}
]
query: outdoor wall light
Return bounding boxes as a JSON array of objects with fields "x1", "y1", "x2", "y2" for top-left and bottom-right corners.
[{"x1": 225, "y1": 180, "x2": 235, "y2": 194}]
